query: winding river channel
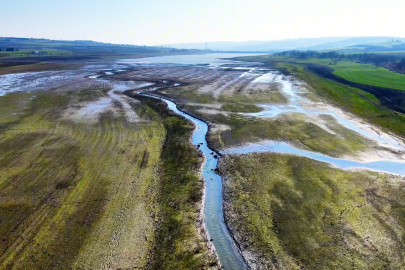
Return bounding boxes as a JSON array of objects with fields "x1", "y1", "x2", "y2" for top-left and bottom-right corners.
[{"x1": 142, "y1": 94, "x2": 248, "y2": 269}]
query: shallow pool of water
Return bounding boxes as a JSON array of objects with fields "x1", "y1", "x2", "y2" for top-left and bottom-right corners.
[
  {"x1": 117, "y1": 53, "x2": 262, "y2": 67},
  {"x1": 223, "y1": 140, "x2": 405, "y2": 176}
]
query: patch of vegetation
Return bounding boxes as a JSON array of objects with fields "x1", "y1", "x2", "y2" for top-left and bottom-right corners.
[
  {"x1": 235, "y1": 56, "x2": 405, "y2": 139},
  {"x1": 221, "y1": 103, "x2": 262, "y2": 113},
  {"x1": 219, "y1": 90, "x2": 288, "y2": 104},
  {"x1": 182, "y1": 106, "x2": 370, "y2": 157},
  {"x1": 221, "y1": 153, "x2": 405, "y2": 269},
  {"x1": 161, "y1": 85, "x2": 217, "y2": 104}
]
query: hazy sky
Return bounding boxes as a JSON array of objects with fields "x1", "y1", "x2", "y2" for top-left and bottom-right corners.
[{"x1": 1, "y1": 0, "x2": 404, "y2": 45}]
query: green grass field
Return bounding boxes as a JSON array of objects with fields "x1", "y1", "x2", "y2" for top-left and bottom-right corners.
[
  {"x1": 221, "y1": 153, "x2": 405, "y2": 269},
  {"x1": 332, "y1": 61, "x2": 405, "y2": 91}
]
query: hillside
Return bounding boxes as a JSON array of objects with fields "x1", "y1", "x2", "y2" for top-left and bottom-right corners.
[
  {"x1": 163, "y1": 36, "x2": 405, "y2": 52},
  {"x1": 0, "y1": 37, "x2": 206, "y2": 60}
]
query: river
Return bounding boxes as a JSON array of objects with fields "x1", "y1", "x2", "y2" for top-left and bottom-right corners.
[{"x1": 141, "y1": 93, "x2": 248, "y2": 269}]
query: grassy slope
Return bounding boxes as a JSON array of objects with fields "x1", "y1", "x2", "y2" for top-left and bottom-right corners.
[
  {"x1": 0, "y1": 89, "x2": 166, "y2": 269},
  {"x1": 221, "y1": 153, "x2": 405, "y2": 270}
]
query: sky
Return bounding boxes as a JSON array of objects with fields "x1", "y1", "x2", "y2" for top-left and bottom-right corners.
[{"x1": 1, "y1": 0, "x2": 404, "y2": 45}]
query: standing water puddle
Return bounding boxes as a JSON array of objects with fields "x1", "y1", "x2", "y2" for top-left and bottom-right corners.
[{"x1": 223, "y1": 141, "x2": 405, "y2": 176}]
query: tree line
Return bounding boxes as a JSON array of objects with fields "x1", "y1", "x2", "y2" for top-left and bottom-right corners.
[{"x1": 0, "y1": 48, "x2": 19, "y2": 51}]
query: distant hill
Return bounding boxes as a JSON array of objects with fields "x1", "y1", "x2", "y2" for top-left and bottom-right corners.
[
  {"x1": 163, "y1": 37, "x2": 405, "y2": 52},
  {"x1": 300, "y1": 37, "x2": 405, "y2": 51},
  {"x1": 0, "y1": 37, "x2": 206, "y2": 59}
]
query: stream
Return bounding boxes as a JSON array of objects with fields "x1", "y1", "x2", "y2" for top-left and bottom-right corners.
[{"x1": 141, "y1": 94, "x2": 248, "y2": 270}]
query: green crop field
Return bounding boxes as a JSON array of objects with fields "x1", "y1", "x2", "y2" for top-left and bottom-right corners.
[{"x1": 332, "y1": 61, "x2": 405, "y2": 91}]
